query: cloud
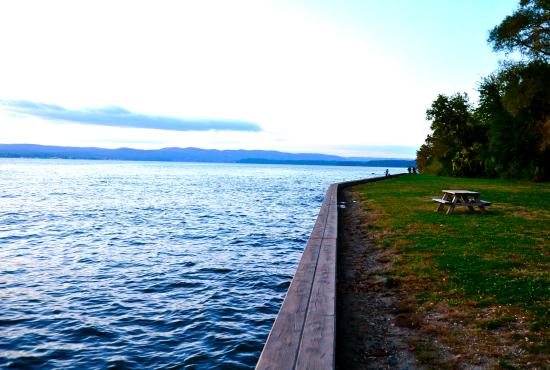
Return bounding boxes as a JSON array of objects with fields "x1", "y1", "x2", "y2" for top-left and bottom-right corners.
[{"x1": 0, "y1": 100, "x2": 262, "y2": 132}]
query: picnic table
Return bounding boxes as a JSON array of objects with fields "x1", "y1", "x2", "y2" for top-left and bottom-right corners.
[{"x1": 433, "y1": 190, "x2": 491, "y2": 214}]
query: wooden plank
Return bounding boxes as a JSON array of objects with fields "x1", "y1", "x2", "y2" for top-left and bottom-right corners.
[
  {"x1": 295, "y1": 238, "x2": 337, "y2": 369},
  {"x1": 257, "y1": 177, "x2": 398, "y2": 370},
  {"x1": 310, "y1": 187, "x2": 332, "y2": 239},
  {"x1": 442, "y1": 190, "x2": 479, "y2": 195},
  {"x1": 327, "y1": 183, "x2": 338, "y2": 199},
  {"x1": 321, "y1": 187, "x2": 337, "y2": 239},
  {"x1": 435, "y1": 200, "x2": 492, "y2": 208},
  {"x1": 324, "y1": 186, "x2": 335, "y2": 206},
  {"x1": 310, "y1": 209, "x2": 329, "y2": 239},
  {"x1": 326, "y1": 185, "x2": 337, "y2": 209},
  {"x1": 256, "y1": 237, "x2": 323, "y2": 370},
  {"x1": 256, "y1": 312, "x2": 308, "y2": 370},
  {"x1": 323, "y1": 210, "x2": 338, "y2": 239}
]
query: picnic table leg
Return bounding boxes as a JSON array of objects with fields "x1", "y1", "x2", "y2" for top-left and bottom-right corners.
[
  {"x1": 441, "y1": 194, "x2": 456, "y2": 214},
  {"x1": 435, "y1": 193, "x2": 449, "y2": 212},
  {"x1": 473, "y1": 195, "x2": 484, "y2": 212},
  {"x1": 457, "y1": 195, "x2": 473, "y2": 211},
  {"x1": 446, "y1": 204, "x2": 455, "y2": 215},
  {"x1": 466, "y1": 195, "x2": 475, "y2": 211}
]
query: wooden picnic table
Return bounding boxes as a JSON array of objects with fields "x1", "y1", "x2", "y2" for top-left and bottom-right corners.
[{"x1": 433, "y1": 190, "x2": 491, "y2": 214}]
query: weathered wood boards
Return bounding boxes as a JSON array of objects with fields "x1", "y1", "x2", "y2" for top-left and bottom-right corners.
[
  {"x1": 256, "y1": 176, "x2": 399, "y2": 370},
  {"x1": 295, "y1": 238, "x2": 336, "y2": 370},
  {"x1": 256, "y1": 184, "x2": 337, "y2": 370},
  {"x1": 255, "y1": 236, "x2": 322, "y2": 369}
]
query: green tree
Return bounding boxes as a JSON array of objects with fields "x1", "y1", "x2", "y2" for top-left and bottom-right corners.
[
  {"x1": 417, "y1": 1, "x2": 550, "y2": 180},
  {"x1": 488, "y1": 0, "x2": 550, "y2": 61},
  {"x1": 451, "y1": 142, "x2": 487, "y2": 177},
  {"x1": 477, "y1": 60, "x2": 550, "y2": 179},
  {"x1": 417, "y1": 93, "x2": 485, "y2": 176},
  {"x1": 416, "y1": 140, "x2": 434, "y2": 174}
]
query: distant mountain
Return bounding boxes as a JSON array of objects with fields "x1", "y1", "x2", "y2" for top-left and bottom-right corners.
[
  {"x1": 237, "y1": 158, "x2": 416, "y2": 168},
  {"x1": 0, "y1": 144, "x2": 416, "y2": 167}
]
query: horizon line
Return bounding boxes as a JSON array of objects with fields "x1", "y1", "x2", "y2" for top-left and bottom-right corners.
[{"x1": 0, "y1": 143, "x2": 417, "y2": 160}]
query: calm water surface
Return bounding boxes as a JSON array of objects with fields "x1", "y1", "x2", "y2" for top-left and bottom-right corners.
[{"x1": 0, "y1": 159, "x2": 405, "y2": 369}]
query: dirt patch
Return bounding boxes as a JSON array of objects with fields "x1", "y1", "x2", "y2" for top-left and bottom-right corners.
[{"x1": 336, "y1": 189, "x2": 421, "y2": 369}]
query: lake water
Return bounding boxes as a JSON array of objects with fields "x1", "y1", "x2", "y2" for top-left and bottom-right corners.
[{"x1": 0, "y1": 159, "x2": 406, "y2": 369}]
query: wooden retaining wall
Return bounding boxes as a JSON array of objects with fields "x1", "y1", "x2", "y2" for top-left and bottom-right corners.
[{"x1": 256, "y1": 175, "x2": 399, "y2": 370}]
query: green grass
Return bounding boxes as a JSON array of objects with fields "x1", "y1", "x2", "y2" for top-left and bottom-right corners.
[{"x1": 352, "y1": 174, "x2": 549, "y2": 366}]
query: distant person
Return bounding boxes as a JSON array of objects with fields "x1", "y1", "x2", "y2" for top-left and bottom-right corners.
[
  {"x1": 385, "y1": 169, "x2": 389, "y2": 176},
  {"x1": 412, "y1": 167, "x2": 417, "y2": 174},
  {"x1": 407, "y1": 167, "x2": 411, "y2": 174}
]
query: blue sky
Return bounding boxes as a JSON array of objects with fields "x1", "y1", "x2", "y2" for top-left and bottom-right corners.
[{"x1": 0, "y1": 0, "x2": 518, "y2": 158}]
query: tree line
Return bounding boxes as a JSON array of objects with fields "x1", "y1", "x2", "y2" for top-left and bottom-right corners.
[{"x1": 417, "y1": 0, "x2": 549, "y2": 180}]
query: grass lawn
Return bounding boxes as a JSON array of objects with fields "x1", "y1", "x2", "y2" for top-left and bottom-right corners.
[{"x1": 351, "y1": 174, "x2": 549, "y2": 369}]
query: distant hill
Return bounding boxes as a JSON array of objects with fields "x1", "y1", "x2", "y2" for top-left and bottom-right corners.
[
  {"x1": 237, "y1": 158, "x2": 416, "y2": 168},
  {"x1": 0, "y1": 144, "x2": 416, "y2": 167}
]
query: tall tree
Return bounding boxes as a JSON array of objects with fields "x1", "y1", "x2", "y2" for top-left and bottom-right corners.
[
  {"x1": 477, "y1": 61, "x2": 550, "y2": 179},
  {"x1": 417, "y1": 93, "x2": 484, "y2": 176},
  {"x1": 488, "y1": 0, "x2": 550, "y2": 60},
  {"x1": 417, "y1": 1, "x2": 550, "y2": 179}
]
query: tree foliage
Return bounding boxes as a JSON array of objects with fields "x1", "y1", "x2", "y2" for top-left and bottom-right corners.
[
  {"x1": 478, "y1": 61, "x2": 550, "y2": 179},
  {"x1": 418, "y1": 94, "x2": 473, "y2": 175},
  {"x1": 488, "y1": 0, "x2": 550, "y2": 61},
  {"x1": 417, "y1": 61, "x2": 550, "y2": 180},
  {"x1": 417, "y1": 1, "x2": 550, "y2": 180},
  {"x1": 416, "y1": 94, "x2": 488, "y2": 177}
]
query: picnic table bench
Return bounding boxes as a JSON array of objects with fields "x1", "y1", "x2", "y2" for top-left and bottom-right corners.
[{"x1": 433, "y1": 190, "x2": 491, "y2": 214}]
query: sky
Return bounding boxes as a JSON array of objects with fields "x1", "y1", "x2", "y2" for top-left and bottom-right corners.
[{"x1": 0, "y1": 0, "x2": 518, "y2": 158}]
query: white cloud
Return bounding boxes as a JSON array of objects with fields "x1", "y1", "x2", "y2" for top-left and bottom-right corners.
[
  {"x1": 0, "y1": 0, "x2": 510, "y2": 157},
  {"x1": 1, "y1": 100, "x2": 261, "y2": 132}
]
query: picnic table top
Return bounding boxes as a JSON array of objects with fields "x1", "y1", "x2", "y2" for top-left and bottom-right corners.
[{"x1": 442, "y1": 190, "x2": 480, "y2": 195}]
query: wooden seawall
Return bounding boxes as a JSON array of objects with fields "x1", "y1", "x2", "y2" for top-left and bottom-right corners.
[{"x1": 256, "y1": 175, "x2": 398, "y2": 370}]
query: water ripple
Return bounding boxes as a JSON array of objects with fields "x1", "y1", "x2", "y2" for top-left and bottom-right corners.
[{"x1": 0, "y1": 159, "x2": 401, "y2": 369}]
